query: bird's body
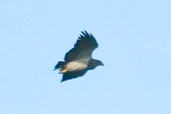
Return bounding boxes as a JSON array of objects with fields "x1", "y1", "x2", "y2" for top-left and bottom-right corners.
[
  {"x1": 54, "y1": 31, "x2": 103, "y2": 82},
  {"x1": 60, "y1": 60, "x2": 88, "y2": 73}
]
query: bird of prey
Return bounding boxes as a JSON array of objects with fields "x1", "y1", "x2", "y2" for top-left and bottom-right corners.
[{"x1": 54, "y1": 30, "x2": 103, "y2": 82}]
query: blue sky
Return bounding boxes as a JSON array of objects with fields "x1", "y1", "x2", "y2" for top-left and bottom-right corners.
[{"x1": 0, "y1": 0, "x2": 171, "y2": 114}]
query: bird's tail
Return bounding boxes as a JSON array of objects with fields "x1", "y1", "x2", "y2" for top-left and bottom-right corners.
[{"x1": 53, "y1": 61, "x2": 64, "y2": 71}]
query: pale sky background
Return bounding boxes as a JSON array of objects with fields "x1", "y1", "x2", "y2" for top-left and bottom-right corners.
[{"x1": 0, "y1": 0, "x2": 171, "y2": 114}]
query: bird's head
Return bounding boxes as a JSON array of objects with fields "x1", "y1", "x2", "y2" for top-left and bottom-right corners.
[
  {"x1": 88, "y1": 59, "x2": 104, "y2": 70},
  {"x1": 96, "y1": 60, "x2": 104, "y2": 66}
]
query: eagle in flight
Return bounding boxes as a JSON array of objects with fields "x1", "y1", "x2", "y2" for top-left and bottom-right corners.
[{"x1": 54, "y1": 30, "x2": 104, "y2": 82}]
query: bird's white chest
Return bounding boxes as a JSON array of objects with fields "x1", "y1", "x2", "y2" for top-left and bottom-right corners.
[{"x1": 65, "y1": 61, "x2": 88, "y2": 71}]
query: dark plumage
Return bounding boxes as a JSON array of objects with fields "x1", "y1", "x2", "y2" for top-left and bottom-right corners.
[{"x1": 54, "y1": 30, "x2": 103, "y2": 82}]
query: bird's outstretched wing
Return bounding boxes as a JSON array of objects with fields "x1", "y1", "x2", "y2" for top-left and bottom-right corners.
[
  {"x1": 64, "y1": 30, "x2": 98, "y2": 62},
  {"x1": 61, "y1": 70, "x2": 87, "y2": 82}
]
